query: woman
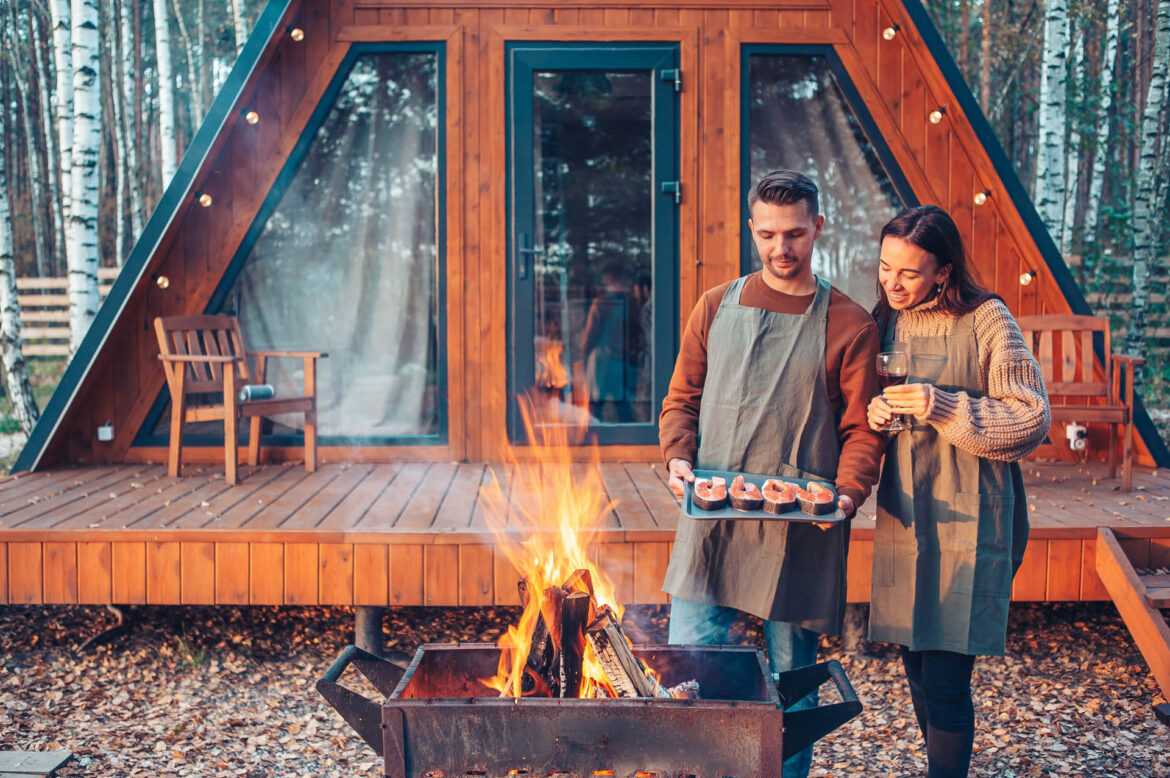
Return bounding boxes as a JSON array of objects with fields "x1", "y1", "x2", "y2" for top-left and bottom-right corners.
[{"x1": 866, "y1": 206, "x2": 1050, "y2": 778}]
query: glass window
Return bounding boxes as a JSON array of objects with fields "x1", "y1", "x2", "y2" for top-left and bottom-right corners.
[
  {"x1": 745, "y1": 53, "x2": 905, "y2": 308},
  {"x1": 153, "y1": 49, "x2": 444, "y2": 444}
]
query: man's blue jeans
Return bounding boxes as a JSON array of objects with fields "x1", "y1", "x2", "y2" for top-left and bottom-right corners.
[{"x1": 668, "y1": 597, "x2": 820, "y2": 778}]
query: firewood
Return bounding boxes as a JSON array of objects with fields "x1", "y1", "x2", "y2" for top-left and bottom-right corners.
[
  {"x1": 561, "y1": 568, "x2": 595, "y2": 598},
  {"x1": 585, "y1": 606, "x2": 673, "y2": 698},
  {"x1": 559, "y1": 591, "x2": 591, "y2": 697}
]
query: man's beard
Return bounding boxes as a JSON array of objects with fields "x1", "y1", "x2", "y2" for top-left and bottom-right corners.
[{"x1": 764, "y1": 254, "x2": 805, "y2": 280}]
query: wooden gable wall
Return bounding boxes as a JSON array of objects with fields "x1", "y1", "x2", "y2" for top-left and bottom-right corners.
[{"x1": 40, "y1": 0, "x2": 1080, "y2": 469}]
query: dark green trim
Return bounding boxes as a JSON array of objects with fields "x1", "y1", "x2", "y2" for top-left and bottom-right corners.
[
  {"x1": 739, "y1": 45, "x2": 917, "y2": 275},
  {"x1": 14, "y1": 0, "x2": 293, "y2": 473},
  {"x1": 900, "y1": 0, "x2": 1170, "y2": 465},
  {"x1": 505, "y1": 43, "x2": 680, "y2": 446},
  {"x1": 134, "y1": 42, "x2": 449, "y2": 449}
]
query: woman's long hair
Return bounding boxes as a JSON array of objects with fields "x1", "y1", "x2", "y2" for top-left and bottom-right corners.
[{"x1": 872, "y1": 205, "x2": 999, "y2": 331}]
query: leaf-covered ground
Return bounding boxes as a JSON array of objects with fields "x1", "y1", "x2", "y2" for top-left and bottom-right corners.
[{"x1": 0, "y1": 602, "x2": 1165, "y2": 777}]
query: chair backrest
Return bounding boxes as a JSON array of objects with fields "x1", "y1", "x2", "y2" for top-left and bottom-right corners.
[
  {"x1": 1016, "y1": 314, "x2": 1111, "y2": 400},
  {"x1": 154, "y1": 314, "x2": 252, "y2": 396}
]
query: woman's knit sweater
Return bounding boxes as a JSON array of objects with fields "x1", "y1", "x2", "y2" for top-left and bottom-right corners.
[{"x1": 892, "y1": 296, "x2": 1051, "y2": 462}]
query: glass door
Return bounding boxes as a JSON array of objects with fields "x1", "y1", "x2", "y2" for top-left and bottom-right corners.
[{"x1": 508, "y1": 43, "x2": 679, "y2": 444}]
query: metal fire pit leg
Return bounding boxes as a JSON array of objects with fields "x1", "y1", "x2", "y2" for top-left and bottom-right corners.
[
  {"x1": 315, "y1": 645, "x2": 408, "y2": 756},
  {"x1": 775, "y1": 659, "x2": 863, "y2": 758},
  {"x1": 355, "y1": 606, "x2": 386, "y2": 655}
]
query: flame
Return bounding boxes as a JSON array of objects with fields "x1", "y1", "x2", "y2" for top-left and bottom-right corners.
[
  {"x1": 534, "y1": 336, "x2": 569, "y2": 390},
  {"x1": 478, "y1": 392, "x2": 624, "y2": 698}
]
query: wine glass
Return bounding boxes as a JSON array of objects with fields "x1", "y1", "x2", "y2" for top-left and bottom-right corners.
[{"x1": 875, "y1": 351, "x2": 910, "y2": 432}]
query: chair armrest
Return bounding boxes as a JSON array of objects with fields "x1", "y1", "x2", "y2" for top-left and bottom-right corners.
[
  {"x1": 246, "y1": 350, "x2": 328, "y2": 359},
  {"x1": 158, "y1": 354, "x2": 242, "y2": 364},
  {"x1": 1112, "y1": 353, "x2": 1146, "y2": 367}
]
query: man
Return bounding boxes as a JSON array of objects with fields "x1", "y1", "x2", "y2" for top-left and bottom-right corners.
[{"x1": 660, "y1": 170, "x2": 884, "y2": 778}]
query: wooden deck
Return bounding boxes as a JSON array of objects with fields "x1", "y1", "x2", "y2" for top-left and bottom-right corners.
[{"x1": 2, "y1": 460, "x2": 1169, "y2": 608}]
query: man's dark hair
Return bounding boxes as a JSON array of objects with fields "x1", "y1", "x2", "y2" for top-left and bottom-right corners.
[{"x1": 747, "y1": 170, "x2": 819, "y2": 217}]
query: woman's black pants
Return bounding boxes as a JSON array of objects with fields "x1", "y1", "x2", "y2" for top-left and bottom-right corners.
[{"x1": 900, "y1": 647, "x2": 976, "y2": 778}]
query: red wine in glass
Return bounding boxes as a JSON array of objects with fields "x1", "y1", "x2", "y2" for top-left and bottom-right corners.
[{"x1": 876, "y1": 351, "x2": 909, "y2": 431}]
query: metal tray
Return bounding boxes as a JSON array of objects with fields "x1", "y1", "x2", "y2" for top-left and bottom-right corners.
[{"x1": 683, "y1": 468, "x2": 845, "y2": 523}]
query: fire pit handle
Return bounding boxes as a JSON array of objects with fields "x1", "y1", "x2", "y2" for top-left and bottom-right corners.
[
  {"x1": 316, "y1": 645, "x2": 410, "y2": 758},
  {"x1": 775, "y1": 659, "x2": 863, "y2": 759}
]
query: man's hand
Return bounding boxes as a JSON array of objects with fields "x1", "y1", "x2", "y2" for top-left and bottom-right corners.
[
  {"x1": 667, "y1": 458, "x2": 695, "y2": 500},
  {"x1": 812, "y1": 493, "x2": 854, "y2": 530},
  {"x1": 881, "y1": 383, "x2": 934, "y2": 420},
  {"x1": 866, "y1": 394, "x2": 894, "y2": 431}
]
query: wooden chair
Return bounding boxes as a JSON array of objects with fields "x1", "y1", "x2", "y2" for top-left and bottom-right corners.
[
  {"x1": 1017, "y1": 314, "x2": 1144, "y2": 491},
  {"x1": 154, "y1": 314, "x2": 324, "y2": 485}
]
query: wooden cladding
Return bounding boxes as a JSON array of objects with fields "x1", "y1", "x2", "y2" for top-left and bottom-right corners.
[{"x1": 42, "y1": 0, "x2": 1073, "y2": 468}]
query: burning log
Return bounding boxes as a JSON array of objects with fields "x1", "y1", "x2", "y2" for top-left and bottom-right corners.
[
  {"x1": 586, "y1": 605, "x2": 673, "y2": 699},
  {"x1": 559, "y1": 591, "x2": 591, "y2": 697},
  {"x1": 517, "y1": 580, "x2": 557, "y2": 696}
]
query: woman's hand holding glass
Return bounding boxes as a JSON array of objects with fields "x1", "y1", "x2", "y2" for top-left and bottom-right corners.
[{"x1": 868, "y1": 383, "x2": 934, "y2": 431}]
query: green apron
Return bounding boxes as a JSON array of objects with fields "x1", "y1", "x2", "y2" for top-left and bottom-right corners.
[
  {"x1": 662, "y1": 275, "x2": 848, "y2": 634},
  {"x1": 868, "y1": 310, "x2": 1029, "y2": 656}
]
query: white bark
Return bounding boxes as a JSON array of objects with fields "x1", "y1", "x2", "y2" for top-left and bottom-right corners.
[
  {"x1": 32, "y1": 11, "x2": 67, "y2": 277},
  {"x1": 5, "y1": 4, "x2": 49, "y2": 277},
  {"x1": 120, "y1": 0, "x2": 143, "y2": 238},
  {"x1": 1060, "y1": 18, "x2": 1083, "y2": 257},
  {"x1": 230, "y1": 0, "x2": 247, "y2": 55},
  {"x1": 1085, "y1": 0, "x2": 1120, "y2": 245},
  {"x1": 153, "y1": 0, "x2": 177, "y2": 185},
  {"x1": 1033, "y1": 0, "x2": 1069, "y2": 245},
  {"x1": 66, "y1": 0, "x2": 101, "y2": 352},
  {"x1": 1126, "y1": 0, "x2": 1170, "y2": 373},
  {"x1": 50, "y1": 0, "x2": 73, "y2": 226},
  {"x1": 170, "y1": 0, "x2": 205, "y2": 122},
  {"x1": 0, "y1": 96, "x2": 41, "y2": 435},
  {"x1": 107, "y1": 0, "x2": 127, "y2": 267}
]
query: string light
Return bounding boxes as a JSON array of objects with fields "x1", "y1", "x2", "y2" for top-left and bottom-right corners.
[
  {"x1": 154, "y1": 274, "x2": 170, "y2": 290},
  {"x1": 289, "y1": 27, "x2": 304, "y2": 41},
  {"x1": 197, "y1": 192, "x2": 213, "y2": 207},
  {"x1": 882, "y1": 24, "x2": 900, "y2": 40},
  {"x1": 1019, "y1": 269, "x2": 1036, "y2": 287},
  {"x1": 244, "y1": 109, "x2": 260, "y2": 124},
  {"x1": 929, "y1": 107, "x2": 946, "y2": 125},
  {"x1": 974, "y1": 189, "x2": 991, "y2": 206}
]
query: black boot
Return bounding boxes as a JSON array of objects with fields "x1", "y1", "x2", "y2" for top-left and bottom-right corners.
[{"x1": 925, "y1": 724, "x2": 974, "y2": 778}]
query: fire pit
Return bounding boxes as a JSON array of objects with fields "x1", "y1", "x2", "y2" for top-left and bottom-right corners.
[{"x1": 318, "y1": 643, "x2": 861, "y2": 778}]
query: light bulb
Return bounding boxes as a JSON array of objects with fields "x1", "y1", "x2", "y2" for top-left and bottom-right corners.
[
  {"x1": 882, "y1": 25, "x2": 899, "y2": 40},
  {"x1": 244, "y1": 110, "x2": 259, "y2": 125},
  {"x1": 974, "y1": 190, "x2": 989, "y2": 206},
  {"x1": 197, "y1": 192, "x2": 213, "y2": 207},
  {"x1": 929, "y1": 109, "x2": 945, "y2": 125},
  {"x1": 1019, "y1": 271, "x2": 1035, "y2": 287},
  {"x1": 155, "y1": 274, "x2": 170, "y2": 290},
  {"x1": 290, "y1": 27, "x2": 304, "y2": 42}
]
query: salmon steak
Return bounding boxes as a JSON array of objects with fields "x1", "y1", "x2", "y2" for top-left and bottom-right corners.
[
  {"x1": 693, "y1": 476, "x2": 728, "y2": 511},
  {"x1": 729, "y1": 475, "x2": 764, "y2": 512},
  {"x1": 794, "y1": 481, "x2": 836, "y2": 516},
  {"x1": 762, "y1": 478, "x2": 797, "y2": 514}
]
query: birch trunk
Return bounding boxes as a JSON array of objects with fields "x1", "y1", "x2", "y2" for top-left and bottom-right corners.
[
  {"x1": 50, "y1": 0, "x2": 72, "y2": 225},
  {"x1": 66, "y1": 0, "x2": 101, "y2": 352},
  {"x1": 1061, "y1": 18, "x2": 1084, "y2": 257},
  {"x1": 1033, "y1": 0, "x2": 1069, "y2": 244},
  {"x1": 153, "y1": 0, "x2": 177, "y2": 185},
  {"x1": 230, "y1": 0, "x2": 247, "y2": 54},
  {"x1": 107, "y1": 0, "x2": 127, "y2": 267},
  {"x1": 1084, "y1": 0, "x2": 1121, "y2": 245},
  {"x1": 0, "y1": 96, "x2": 41, "y2": 435},
  {"x1": 980, "y1": 0, "x2": 993, "y2": 108},
  {"x1": 1126, "y1": 0, "x2": 1170, "y2": 380},
  {"x1": 170, "y1": 0, "x2": 205, "y2": 123},
  {"x1": 33, "y1": 11, "x2": 66, "y2": 277},
  {"x1": 6, "y1": 5, "x2": 49, "y2": 278},
  {"x1": 119, "y1": 0, "x2": 144, "y2": 239}
]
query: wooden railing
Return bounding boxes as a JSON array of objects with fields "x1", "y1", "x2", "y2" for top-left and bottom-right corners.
[{"x1": 16, "y1": 268, "x2": 120, "y2": 357}]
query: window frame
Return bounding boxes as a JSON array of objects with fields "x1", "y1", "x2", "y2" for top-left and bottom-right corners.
[{"x1": 134, "y1": 42, "x2": 449, "y2": 449}]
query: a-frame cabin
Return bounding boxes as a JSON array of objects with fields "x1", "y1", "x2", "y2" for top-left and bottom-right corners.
[{"x1": 4, "y1": 0, "x2": 1170, "y2": 626}]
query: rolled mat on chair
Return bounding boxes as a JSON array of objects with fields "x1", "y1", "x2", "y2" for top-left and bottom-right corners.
[{"x1": 238, "y1": 384, "x2": 276, "y2": 403}]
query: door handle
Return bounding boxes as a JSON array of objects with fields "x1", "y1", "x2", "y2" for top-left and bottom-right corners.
[{"x1": 517, "y1": 232, "x2": 544, "y2": 279}]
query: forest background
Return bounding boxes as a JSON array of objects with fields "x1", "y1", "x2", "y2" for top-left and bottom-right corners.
[{"x1": 0, "y1": 0, "x2": 1168, "y2": 454}]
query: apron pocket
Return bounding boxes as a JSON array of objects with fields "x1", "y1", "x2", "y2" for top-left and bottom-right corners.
[{"x1": 955, "y1": 491, "x2": 1016, "y2": 597}]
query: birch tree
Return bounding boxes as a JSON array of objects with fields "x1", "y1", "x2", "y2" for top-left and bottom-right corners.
[
  {"x1": 66, "y1": 0, "x2": 101, "y2": 351},
  {"x1": 230, "y1": 0, "x2": 247, "y2": 55},
  {"x1": 3, "y1": 4, "x2": 49, "y2": 277},
  {"x1": 1084, "y1": 0, "x2": 1121, "y2": 246},
  {"x1": 1033, "y1": 0, "x2": 1069, "y2": 245},
  {"x1": 107, "y1": 0, "x2": 128, "y2": 266},
  {"x1": 153, "y1": 0, "x2": 178, "y2": 184},
  {"x1": 980, "y1": 0, "x2": 993, "y2": 109},
  {"x1": 1126, "y1": 0, "x2": 1170, "y2": 379},
  {"x1": 32, "y1": 10, "x2": 66, "y2": 276},
  {"x1": 1061, "y1": 17, "x2": 1084, "y2": 257},
  {"x1": 50, "y1": 0, "x2": 72, "y2": 225},
  {"x1": 120, "y1": 0, "x2": 144, "y2": 239},
  {"x1": 0, "y1": 88, "x2": 41, "y2": 435}
]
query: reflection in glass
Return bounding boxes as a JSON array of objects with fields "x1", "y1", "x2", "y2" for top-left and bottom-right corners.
[
  {"x1": 209, "y1": 52, "x2": 441, "y2": 440},
  {"x1": 747, "y1": 55, "x2": 903, "y2": 307},
  {"x1": 529, "y1": 70, "x2": 654, "y2": 426}
]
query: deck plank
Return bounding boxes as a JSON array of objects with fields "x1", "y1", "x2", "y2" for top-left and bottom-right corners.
[
  {"x1": 281, "y1": 464, "x2": 377, "y2": 529},
  {"x1": 326, "y1": 463, "x2": 401, "y2": 529},
  {"x1": 395, "y1": 463, "x2": 459, "y2": 529},
  {"x1": 4, "y1": 469, "x2": 148, "y2": 528},
  {"x1": 469, "y1": 462, "x2": 513, "y2": 529},
  {"x1": 599, "y1": 463, "x2": 654, "y2": 531},
  {"x1": 204, "y1": 466, "x2": 313, "y2": 529},
  {"x1": 361, "y1": 462, "x2": 430, "y2": 530},
  {"x1": 240, "y1": 468, "x2": 342, "y2": 530},
  {"x1": 625, "y1": 462, "x2": 679, "y2": 528},
  {"x1": 171, "y1": 466, "x2": 291, "y2": 529},
  {"x1": 433, "y1": 464, "x2": 488, "y2": 529}
]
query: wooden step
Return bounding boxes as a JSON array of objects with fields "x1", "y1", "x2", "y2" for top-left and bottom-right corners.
[
  {"x1": 1095, "y1": 527, "x2": 1170, "y2": 699},
  {"x1": 1141, "y1": 573, "x2": 1170, "y2": 608}
]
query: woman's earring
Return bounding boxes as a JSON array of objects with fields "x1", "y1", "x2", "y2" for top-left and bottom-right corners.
[{"x1": 936, "y1": 281, "x2": 943, "y2": 294}]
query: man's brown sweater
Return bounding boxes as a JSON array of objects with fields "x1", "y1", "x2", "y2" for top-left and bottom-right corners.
[{"x1": 659, "y1": 271, "x2": 885, "y2": 511}]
